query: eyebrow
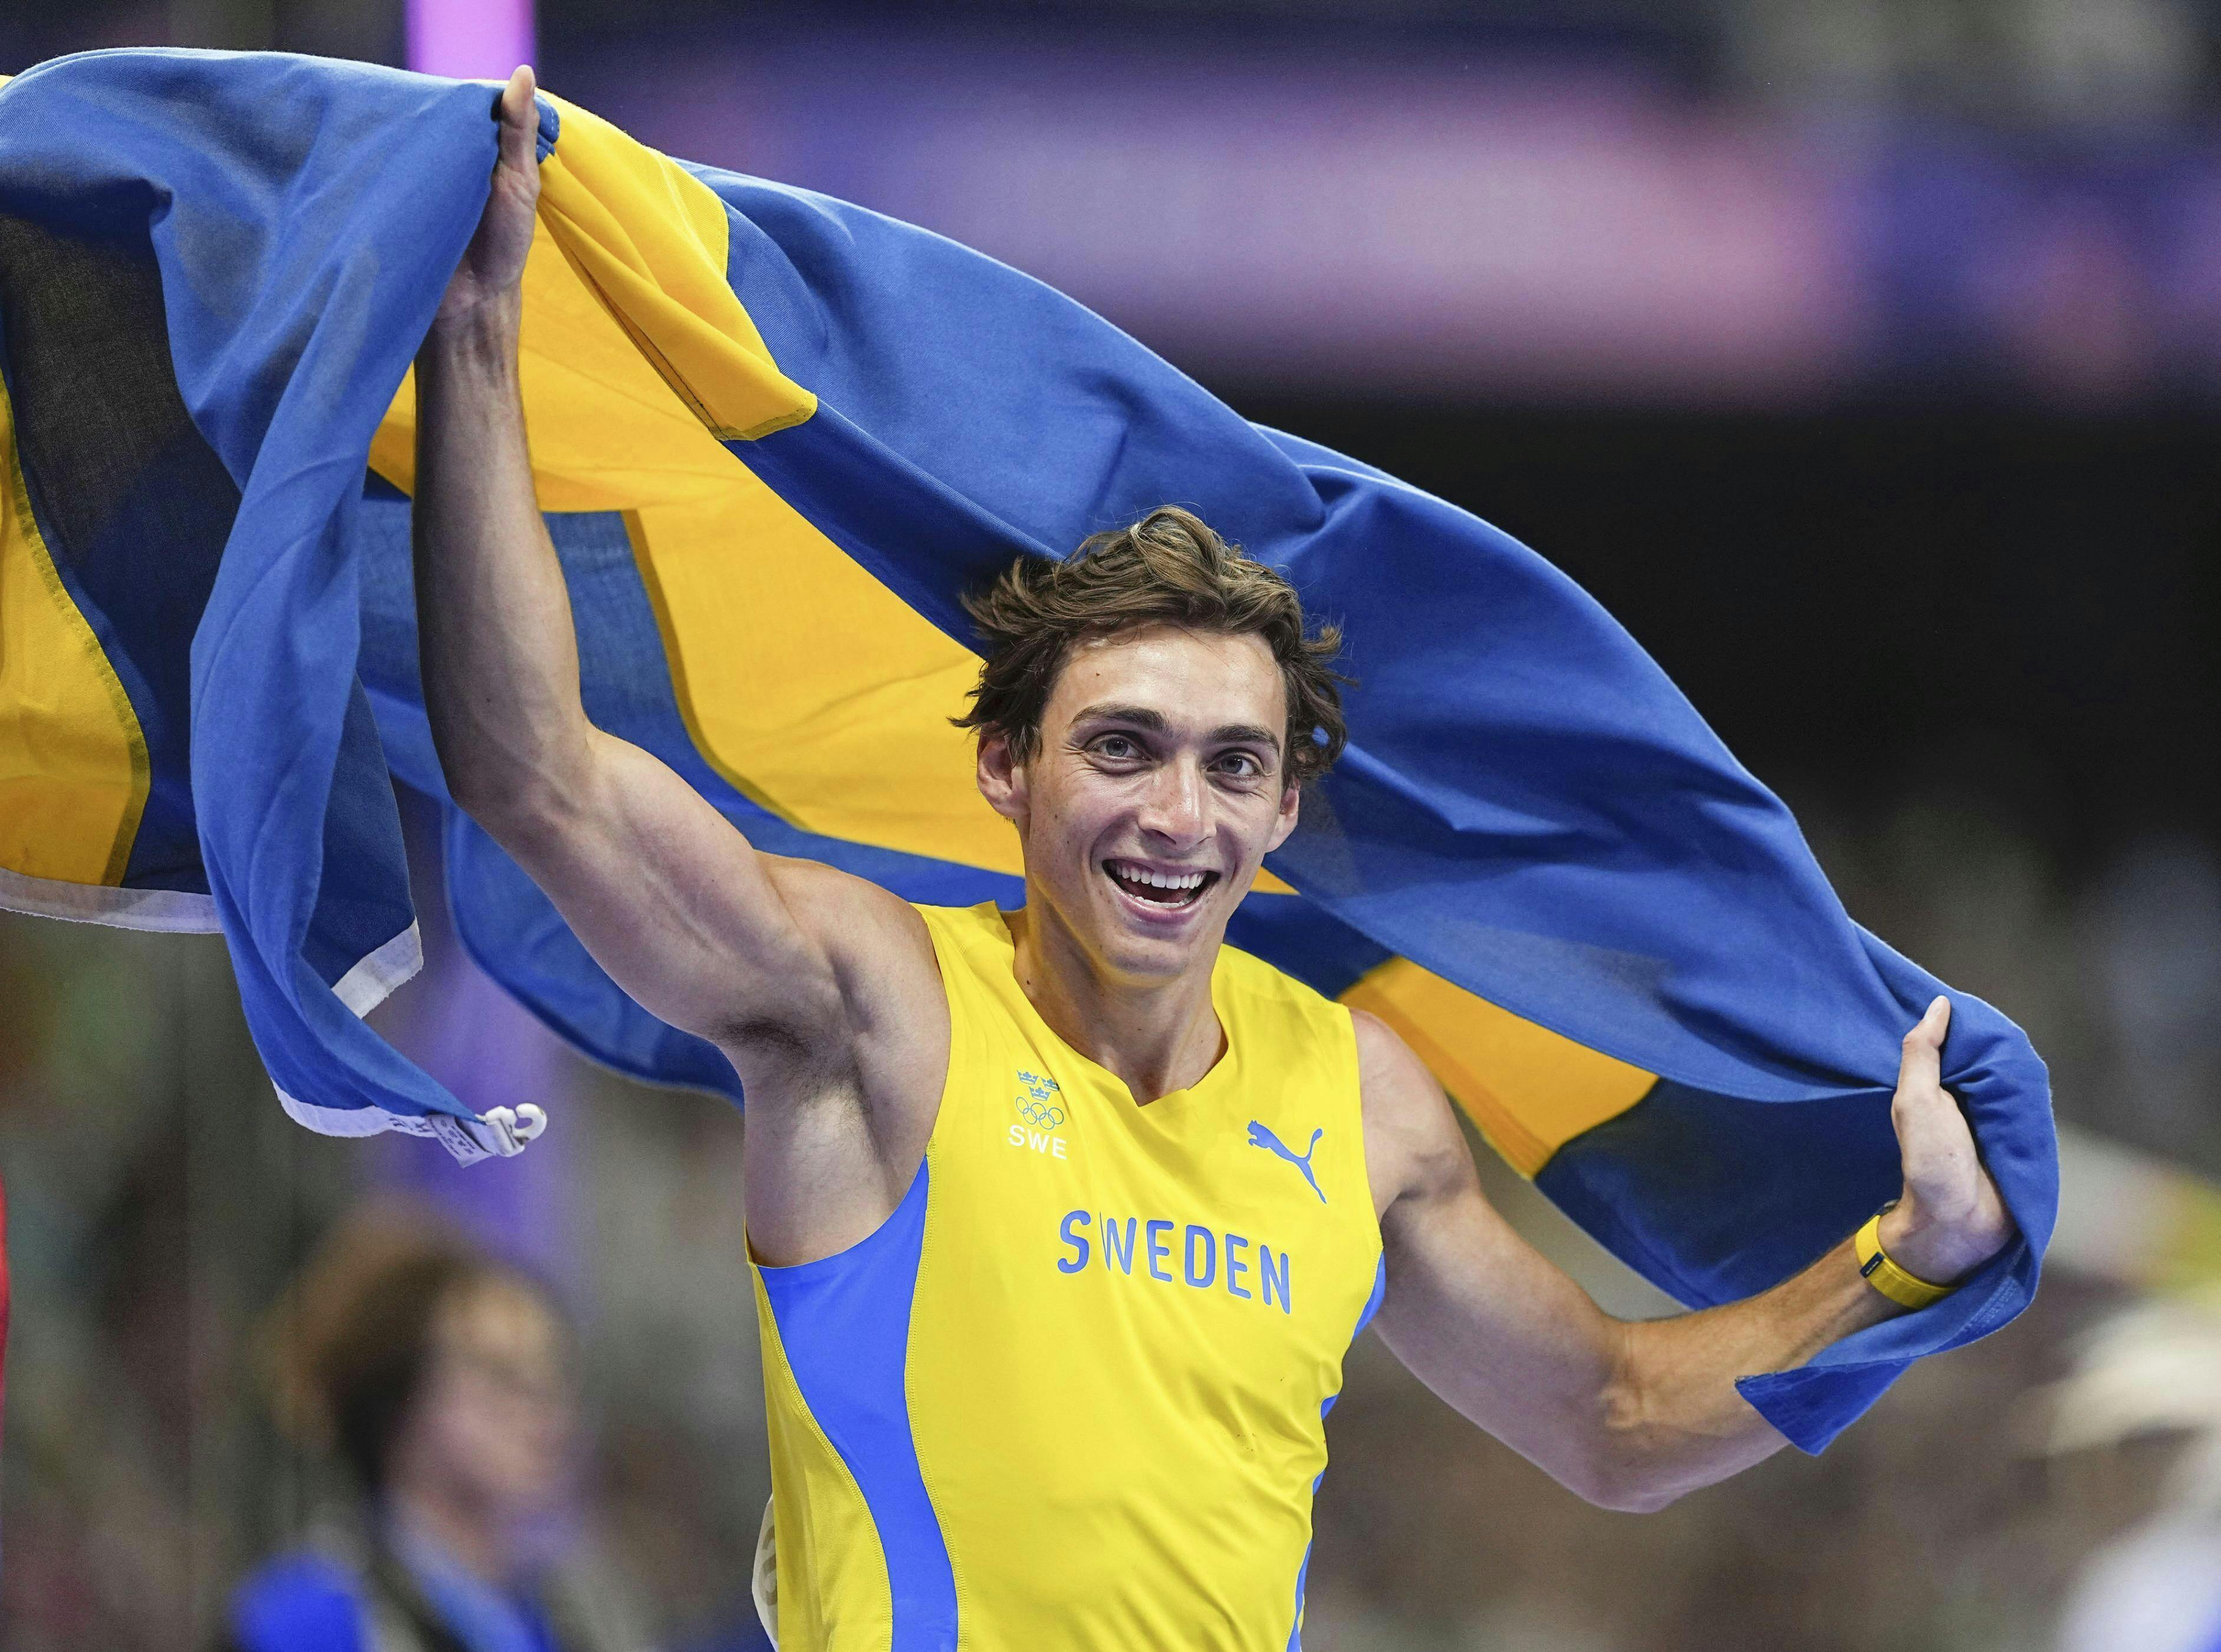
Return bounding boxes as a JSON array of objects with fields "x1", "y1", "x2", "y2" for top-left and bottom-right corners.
[{"x1": 1071, "y1": 702, "x2": 1283, "y2": 753}]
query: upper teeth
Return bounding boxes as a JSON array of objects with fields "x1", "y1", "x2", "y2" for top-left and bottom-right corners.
[{"x1": 1117, "y1": 863, "x2": 1205, "y2": 890}]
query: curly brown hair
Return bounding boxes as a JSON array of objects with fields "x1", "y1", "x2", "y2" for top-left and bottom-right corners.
[{"x1": 952, "y1": 507, "x2": 1350, "y2": 787}]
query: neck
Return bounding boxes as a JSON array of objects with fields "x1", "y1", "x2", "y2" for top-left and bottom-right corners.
[
  {"x1": 1006, "y1": 898, "x2": 1225, "y2": 1105},
  {"x1": 386, "y1": 1480, "x2": 512, "y2": 1588}
]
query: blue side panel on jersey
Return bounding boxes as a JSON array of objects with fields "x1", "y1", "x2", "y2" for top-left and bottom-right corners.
[
  {"x1": 1289, "y1": 1252, "x2": 1387, "y2": 1652},
  {"x1": 756, "y1": 1159, "x2": 959, "y2": 1652},
  {"x1": 1536, "y1": 1079, "x2": 1901, "y2": 1310},
  {"x1": 1349, "y1": 1253, "x2": 1387, "y2": 1348}
]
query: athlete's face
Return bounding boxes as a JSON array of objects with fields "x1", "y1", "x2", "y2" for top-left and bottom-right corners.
[{"x1": 979, "y1": 623, "x2": 1301, "y2": 982}]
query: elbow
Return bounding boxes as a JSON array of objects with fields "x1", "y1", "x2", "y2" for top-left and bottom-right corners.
[
  {"x1": 438, "y1": 730, "x2": 595, "y2": 843},
  {"x1": 1574, "y1": 1463, "x2": 1683, "y2": 1515},
  {"x1": 445, "y1": 762, "x2": 600, "y2": 873},
  {"x1": 1563, "y1": 1430, "x2": 1679, "y2": 1519},
  {"x1": 1562, "y1": 1431, "x2": 1684, "y2": 1513},
  {"x1": 446, "y1": 764, "x2": 540, "y2": 837},
  {"x1": 1569, "y1": 1339, "x2": 1682, "y2": 1515},
  {"x1": 448, "y1": 766, "x2": 563, "y2": 835}
]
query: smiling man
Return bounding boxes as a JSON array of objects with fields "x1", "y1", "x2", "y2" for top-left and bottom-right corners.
[{"x1": 414, "y1": 70, "x2": 2016, "y2": 1652}]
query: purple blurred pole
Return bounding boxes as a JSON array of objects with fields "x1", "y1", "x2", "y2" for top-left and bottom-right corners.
[
  {"x1": 385, "y1": 956, "x2": 579, "y2": 1283},
  {"x1": 407, "y1": 0, "x2": 535, "y2": 77},
  {"x1": 371, "y1": 791, "x2": 580, "y2": 1289},
  {"x1": 393, "y1": 1, "x2": 564, "y2": 1280}
]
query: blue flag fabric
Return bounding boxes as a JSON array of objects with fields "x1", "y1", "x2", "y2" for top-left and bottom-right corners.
[{"x1": 0, "y1": 49, "x2": 2056, "y2": 1452}]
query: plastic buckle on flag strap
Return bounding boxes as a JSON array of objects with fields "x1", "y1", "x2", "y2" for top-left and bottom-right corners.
[{"x1": 473, "y1": 1104, "x2": 549, "y2": 1159}]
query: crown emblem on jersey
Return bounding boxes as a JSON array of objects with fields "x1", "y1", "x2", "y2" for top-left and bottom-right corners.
[{"x1": 1016, "y1": 1069, "x2": 1065, "y2": 1130}]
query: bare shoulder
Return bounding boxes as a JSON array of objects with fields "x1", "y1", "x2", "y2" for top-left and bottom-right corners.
[
  {"x1": 1351, "y1": 1007, "x2": 1481, "y2": 1220},
  {"x1": 1351, "y1": 1006, "x2": 1450, "y2": 1134}
]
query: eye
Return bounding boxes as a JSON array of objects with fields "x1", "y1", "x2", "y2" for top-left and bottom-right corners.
[
  {"x1": 1091, "y1": 734, "x2": 1140, "y2": 761},
  {"x1": 1214, "y1": 751, "x2": 1265, "y2": 779}
]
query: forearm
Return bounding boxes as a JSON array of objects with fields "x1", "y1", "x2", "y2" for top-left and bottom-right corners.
[
  {"x1": 412, "y1": 305, "x2": 594, "y2": 824},
  {"x1": 1605, "y1": 1237, "x2": 1896, "y2": 1508},
  {"x1": 1604, "y1": 999, "x2": 2015, "y2": 1510},
  {"x1": 1371, "y1": 998, "x2": 2012, "y2": 1515}
]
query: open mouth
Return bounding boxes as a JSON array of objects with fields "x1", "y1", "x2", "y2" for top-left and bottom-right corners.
[{"x1": 1103, "y1": 858, "x2": 1219, "y2": 911}]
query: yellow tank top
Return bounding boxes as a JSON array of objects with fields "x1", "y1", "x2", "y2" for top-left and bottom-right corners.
[{"x1": 749, "y1": 901, "x2": 1384, "y2": 1652}]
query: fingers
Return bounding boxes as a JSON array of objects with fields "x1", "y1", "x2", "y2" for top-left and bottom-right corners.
[{"x1": 1896, "y1": 993, "x2": 1949, "y2": 1100}]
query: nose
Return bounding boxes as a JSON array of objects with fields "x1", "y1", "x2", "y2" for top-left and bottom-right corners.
[{"x1": 1136, "y1": 755, "x2": 1207, "y2": 847}]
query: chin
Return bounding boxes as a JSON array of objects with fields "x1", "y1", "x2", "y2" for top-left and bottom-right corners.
[
  {"x1": 1100, "y1": 929, "x2": 1203, "y2": 980},
  {"x1": 1090, "y1": 889, "x2": 1223, "y2": 977}
]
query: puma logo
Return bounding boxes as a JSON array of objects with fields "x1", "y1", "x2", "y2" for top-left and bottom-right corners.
[{"x1": 1247, "y1": 1121, "x2": 1326, "y2": 1205}]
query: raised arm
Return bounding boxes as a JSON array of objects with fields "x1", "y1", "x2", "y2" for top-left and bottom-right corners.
[
  {"x1": 1361, "y1": 997, "x2": 2013, "y2": 1512},
  {"x1": 410, "y1": 68, "x2": 916, "y2": 1061}
]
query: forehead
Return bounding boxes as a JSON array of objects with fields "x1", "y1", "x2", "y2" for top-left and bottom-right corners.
[
  {"x1": 435, "y1": 1278, "x2": 561, "y2": 1356},
  {"x1": 1042, "y1": 623, "x2": 1285, "y2": 733}
]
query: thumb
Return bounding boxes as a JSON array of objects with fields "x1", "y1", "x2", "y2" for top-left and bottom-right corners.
[
  {"x1": 496, "y1": 65, "x2": 539, "y2": 182},
  {"x1": 1896, "y1": 993, "x2": 1949, "y2": 1103},
  {"x1": 1891, "y1": 995, "x2": 1979, "y2": 1193}
]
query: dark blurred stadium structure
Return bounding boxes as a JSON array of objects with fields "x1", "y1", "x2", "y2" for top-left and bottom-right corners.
[{"x1": 3, "y1": 1, "x2": 2219, "y2": 1649}]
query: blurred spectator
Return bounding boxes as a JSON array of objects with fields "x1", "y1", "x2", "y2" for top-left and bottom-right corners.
[
  {"x1": 219, "y1": 1208, "x2": 650, "y2": 1652},
  {"x1": 2043, "y1": 1292, "x2": 2221, "y2": 1652},
  {"x1": 2082, "y1": 835, "x2": 2221, "y2": 1175},
  {"x1": 2057, "y1": 1493, "x2": 2221, "y2": 1652}
]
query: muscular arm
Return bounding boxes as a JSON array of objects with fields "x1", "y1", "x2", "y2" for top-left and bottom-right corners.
[
  {"x1": 1361, "y1": 998, "x2": 2013, "y2": 1512},
  {"x1": 412, "y1": 69, "x2": 846, "y2": 1051},
  {"x1": 410, "y1": 70, "x2": 942, "y2": 1107}
]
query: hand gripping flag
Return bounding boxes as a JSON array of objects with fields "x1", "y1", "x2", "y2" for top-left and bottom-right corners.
[{"x1": 0, "y1": 50, "x2": 2056, "y2": 1450}]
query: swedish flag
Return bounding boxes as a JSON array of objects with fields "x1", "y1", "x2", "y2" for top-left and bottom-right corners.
[{"x1": 0, "y1": 50, "x2": 2056, "y2": 1449}]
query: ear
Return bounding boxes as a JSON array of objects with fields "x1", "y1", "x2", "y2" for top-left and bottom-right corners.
[
  {"x1": 1263, "y1": 779, "x2": 1301, "y2": 855},
  {"x1": 976, "y1": 728, "x2": 1028, "y2": 826}
]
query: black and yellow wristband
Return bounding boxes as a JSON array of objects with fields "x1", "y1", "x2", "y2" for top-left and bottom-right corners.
[{"x1": 1854, "y1": 1205, "x2": 1956, "y2": 1311}]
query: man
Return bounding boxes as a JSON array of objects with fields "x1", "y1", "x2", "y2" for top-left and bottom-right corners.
[{"x1": 414, "y1": 67, "x2": 2015, "y2": 1651}]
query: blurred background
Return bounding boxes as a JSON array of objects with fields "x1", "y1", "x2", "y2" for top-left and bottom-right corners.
[{"x1": 5, "y1": 1, "x2": 2221, "y2": 1648}]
